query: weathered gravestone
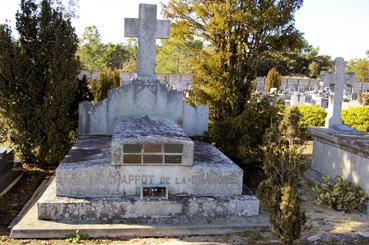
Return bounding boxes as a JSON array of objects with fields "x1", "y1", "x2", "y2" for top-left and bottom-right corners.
[
  {"x1": 78, "y1": 4, "x2": 206, "y2": 137},
  {"x1": 16, "y1": 4, "x2": 260, "y2": 231},
  {"x1": 308, "y1": 57, "x2": 369, "y2": 213}
]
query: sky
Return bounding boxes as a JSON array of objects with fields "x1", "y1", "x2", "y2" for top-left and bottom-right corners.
[{"x1": 0, "y1": 0, "x2": 368, "y2": 60}]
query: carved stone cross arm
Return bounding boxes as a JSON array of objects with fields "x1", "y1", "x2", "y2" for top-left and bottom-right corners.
[
  {"x1": 124, "y1": 19, "x2": 170, "y2": 39},
  {"x1": 124, "y1": 4, "x2": 170, "y2": 80}
]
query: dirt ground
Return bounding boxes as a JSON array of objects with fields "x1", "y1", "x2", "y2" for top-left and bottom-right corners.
[{"x1": 1, "y1": 142, "x2": 369, "y2": 244}]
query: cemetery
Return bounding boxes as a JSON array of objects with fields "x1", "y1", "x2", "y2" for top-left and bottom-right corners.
[{"x1": 0, "y1": 0, "x2": 369, "y2": 244}]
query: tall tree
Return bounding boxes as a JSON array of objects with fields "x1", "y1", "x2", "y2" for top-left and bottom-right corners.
[
  {"x1": 164, "y1": 0, "x2": 304, "y2": 167},
  {"x1": 103, "y1": 43, "x2": 129, "y2": 69},
  {"x1": 0, "y1": 0, "x2": 80, "y2": 166},
  {"x1": 78, "y1": 25, "x2": 105, "y2": 71},
  {"x1": 347, "y1": 58, "x2": 369, "y2": 83},
  {"x1": 122, "y1": 38, "x2": 138, "y2": 73},
  {"x1": 156, "y1": 24, "x2": 203, "y2": 74},
  {"x1": 164, "y1": 0, "x2": 304, "y2": 120}
]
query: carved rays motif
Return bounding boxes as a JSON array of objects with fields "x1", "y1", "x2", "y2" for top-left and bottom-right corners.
[{"x1": 137, "y1": 87, "x2": 156, "y2": 110}]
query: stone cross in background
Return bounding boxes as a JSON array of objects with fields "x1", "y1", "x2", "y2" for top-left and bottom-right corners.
[
  {"x1": 320, "y1": 57, "x2": 346, "y2": 129},
  {"x1": 124, "y1": 4, "x2": 170, "y2": 80}
]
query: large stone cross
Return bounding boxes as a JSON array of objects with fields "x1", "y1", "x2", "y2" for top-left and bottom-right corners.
[
  {"x1": 320, "y1": 57, "x2": 346, "y2": 129},
  {"x1": 124, "y1": 4, "x2": 170, "y2": 80}
]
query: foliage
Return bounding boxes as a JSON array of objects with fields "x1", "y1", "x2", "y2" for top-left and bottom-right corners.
[
  {"x1": 264, "y1": 67, "x2": 282, "y2": 93},
  {"x1": 257, "y1": 107, "x2": 306, "y2": 245},
  {"x1": 66, "y1": 230, "x2": 88, "y2": 243},
  {"x1": 156, "y1": 24, "x2": 203, "y2": 74},
  {"x1": 256, "y1": 40, "x2": 332, "y2": 77},
  {"x1": 210, "y1": 94, "x2": 284, "y2": 166},
  {"x1": 164, "y1": 1, "x2": 304, "y2": 169},
  {"x1": 313, "y1": 176, "x2": 367, "y2": 212},
  {"x1": 122, "y1": 38, "x2": 137, "y2": 73},
  {"x1": 357, "y1": 92, "x2": 369, "y2": 106},
  {"x1": 164, "y1": 0, "x2": 304, "y2": 120},
  {"x1": 78, "y1": 25, "x2": 104, "y2": 71},
  {"x1": 292, "y1": 105, "x2": 327, "y2": 136},
  {"x1": 341, "y1": 106, "x2": 369, "y2": 132},
  {"x1": 0, "y1": 0, "x2": 80, "y2": 166},
  {"x1": 78, "y1": 25, "x2": 130, "y2": 71},
  {"x1": 103, "y1": 43, "x2": 130, "y2": 69},
  {"x1": 347, "y1": 58, "x2": 369, "y2": 83},
  {"x1": 0, "y1": 116, "x2": 8, "y2": 144},
  {"x1": 88, "y1": 68, "x2": 120, "y2": 102}
]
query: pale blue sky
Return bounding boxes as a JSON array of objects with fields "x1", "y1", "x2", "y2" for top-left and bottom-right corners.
[{"x1": 1, "y1": 0, "x2": 368, "y2": 60}]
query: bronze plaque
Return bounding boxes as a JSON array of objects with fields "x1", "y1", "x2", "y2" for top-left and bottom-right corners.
[
  {"x1": 143, "y1": 155, "x2": 163, "y2": 164},
  {"x1": 123, "y1": 144, "x2": 142, "y2": 153},
  {"x1": 123, "y1": 154, "x2": 142, "y2": 164},
  {"x1": 165, "y1": 155, "x2": 182, "y2": 164},
  {"x1": 164, "y1": 144, "x2": 183, "y2": 153},
  {"x1": 144, "y1": 144, "x2": 162, "y2": 153}
]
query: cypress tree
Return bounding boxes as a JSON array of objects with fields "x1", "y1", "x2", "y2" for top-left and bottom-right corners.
[
  {"x1": 0, "y1": 0, "x2": 79, "y2": 166},
  {"x1": 265, "y1": 67, "x2": 282, "y2": 93}
]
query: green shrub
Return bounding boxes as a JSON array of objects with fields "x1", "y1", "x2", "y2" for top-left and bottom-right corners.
[
  {"x1": 66, "y1": 230, "x2": 88, "y2": 243},
  {"x1": 0, "y1": 1, "x2": 80, "y2": 166},
  {"x1": 210, "y1": 94, "x2": 284, "y2": 166},
  {"x1": 290, "y1": 105, "x2": 326, "y2": 136},
  {"x1": 257, "y1": 107, "x2": 306, "y2": 245},
  {"x1": 342, "y1": 106, "x2": 369, "y2": 132},
  {"x1": 89, "y1": 67, "x2": 121, "y2": 102},
  {"x1": 313, "y1": 176, "x2": 367, "y2": 212}
]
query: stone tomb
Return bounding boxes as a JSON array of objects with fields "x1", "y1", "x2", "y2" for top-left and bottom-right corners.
[
  {"x1": 308, "y1": 57, "x2": 369, "y2": 213},
  {"x1": 24, "y1": 3, "x2": 260, "y2": 229},
  {"x1": 38, "y1": 115, "x2": 258, "y2": 222}
]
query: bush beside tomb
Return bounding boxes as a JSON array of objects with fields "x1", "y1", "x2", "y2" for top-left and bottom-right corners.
[
  {"x1": 292, "y1": 105, "x2": 327, "y2": 136},
  {"x1": 89, "y1": 67, "x2": 121, "y2": 102},
  {"x1": 0, "y1": 0, "x2": 80, "y2": 166},
  {"x1": 313, "y1": 176, "x2": 367, "y2": 212},
  {"x1": 257, "y1": 107, "x2": 306, "y2": 245},
  {"x1": 210, "y1": 94, "x2": 284, "y2": 167},
  {"x1": 341, "y1": 106, "x2": 369, "y2": 132}
]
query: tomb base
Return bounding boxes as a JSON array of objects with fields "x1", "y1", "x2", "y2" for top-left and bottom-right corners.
[{"x1": 38, "y1": 179, "x2": 259, "y2": 223}]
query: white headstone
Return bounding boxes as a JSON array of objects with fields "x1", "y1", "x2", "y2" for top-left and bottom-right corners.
[
  {"x1": 124, "y1": 4, "x2": 170, "y2": 80},
  {"x1": 321, "y1": 57, "x2": 346, "y2": 129}
]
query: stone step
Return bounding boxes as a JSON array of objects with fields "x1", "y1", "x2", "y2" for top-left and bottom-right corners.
[
  {"x1": 11, "y1": 178, "x2": 269, "y2": 239},
  {"x1": 38, "y1": 179, "x2": 259, "y2": 223}
]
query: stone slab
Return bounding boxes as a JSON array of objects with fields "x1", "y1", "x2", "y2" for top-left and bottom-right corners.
[
  {"x1": 56, "y1": 137, "x2": 243, "y2": 197},
  {"x1": 39, "y1": 179, "x2": 259, "y2": 222},
  {"x1": 11, "y1": 179, "x2": 269, "y2": 239}
]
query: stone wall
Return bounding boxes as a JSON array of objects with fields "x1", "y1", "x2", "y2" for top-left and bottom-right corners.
[
  {"x1": 79, "y1": 79, "x2": 208, "y2": 137},
  {"x1": 310, "y1": 127, "x2": 369, "y2": 195}
]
